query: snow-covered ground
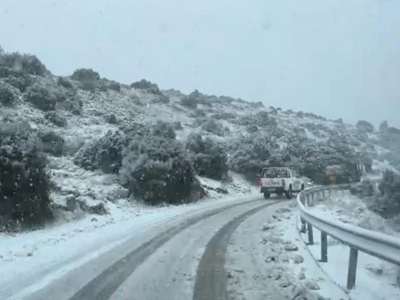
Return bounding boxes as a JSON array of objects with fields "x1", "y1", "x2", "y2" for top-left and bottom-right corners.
[
  {"x1": 226, "y1": 200, "x2": 349, "y2": 300},
  {"x1": 301, "y1": 192, "x2": 400, "y2": 300},
  {"x1": 0, "y1": 176, "x2": 258, "y2": 300}
]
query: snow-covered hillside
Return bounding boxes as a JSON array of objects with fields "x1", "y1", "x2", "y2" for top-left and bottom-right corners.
[{"x1": 1, "y1": 48, "x2": 400, "y2": 233}]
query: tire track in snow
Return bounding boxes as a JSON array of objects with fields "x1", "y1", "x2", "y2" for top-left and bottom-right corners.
[
  {"x1": 193, "y1": 201, "x2": 279, "y2": 300},
  {"x1": 68, "y1": 198, "x2": 269, "y2": 300}
]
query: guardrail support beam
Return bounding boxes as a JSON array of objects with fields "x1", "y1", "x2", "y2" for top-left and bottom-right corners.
[
  {"x1": 320, "y1": 231, "x2": 328, "y2": 262},
  {"x1": 347, "y1": 247, "x2": 358, "y2": 290},
  {"x1": 307, "y1": 222, "x2": 314, "y2": 245}
]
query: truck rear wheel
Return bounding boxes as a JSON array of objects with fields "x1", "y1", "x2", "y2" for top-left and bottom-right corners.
[
  {"x1": 263, "y1": 192, "x2": 270, "y2": 199},
  {"x1": 285, "y1": 186, "x2": 293, "y2": 199}
]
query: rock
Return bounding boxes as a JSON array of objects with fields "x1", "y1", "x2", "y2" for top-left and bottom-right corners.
[
  {"x1": 262, "y1": 223, "x2": 275, "y2": 231},
  {"x1": 365, "y1": 264, "x2": 383, "y2": 275},
  {"x1": 279, "y1": 281, "x2": 291, "y2": 288},
  {"x1": 293, "y1": 254, "x2": 304, "y2": 264},
  {"x1": 284, "y1": 244, "x2": 299, "y2": 252},
  {"x1": 280, "y1": 255, "x2": 290, "y2": 263},
  {"x1": 305, "y1": 280, "x2": 320, "y2": 290},
  {"x1": 265, "y1": 256, "x2": 277, "y2": 263},
  {"x1": 298, "y1": 272, "x2": 306, "y2": 280}
]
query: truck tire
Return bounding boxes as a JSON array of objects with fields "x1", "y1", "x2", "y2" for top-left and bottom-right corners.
[
  {"x1": 263, "y1": 192, "x2": 270, "y2": 199},
  {"x1": 285, "y1": 186, "x2": 293, "y2": 199}
]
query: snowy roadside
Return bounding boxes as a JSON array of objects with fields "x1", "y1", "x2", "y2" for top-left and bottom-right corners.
[
  {"x1": 226, "y1": 200, "x2": 348, "y2": 300},
  {"x1": 301, "y1": 193, "x2": 400, "y2": 300},
  {"x1": 0, "y1": 175, "x2": 258, "y2": 291}
]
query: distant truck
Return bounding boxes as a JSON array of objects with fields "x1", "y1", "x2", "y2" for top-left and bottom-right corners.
[{"x1": 259, "y1": 167, "x2": 307, "y2": 199}]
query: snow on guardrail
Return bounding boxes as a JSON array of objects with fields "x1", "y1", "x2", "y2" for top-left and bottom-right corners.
[{"x1": 297, "y1": 184, "x2": 400, "y2": 290}]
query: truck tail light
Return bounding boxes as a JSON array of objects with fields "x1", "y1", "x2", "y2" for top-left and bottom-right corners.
[{"x1": 282, "y1": 179, "x2": 286, "y2": 187}]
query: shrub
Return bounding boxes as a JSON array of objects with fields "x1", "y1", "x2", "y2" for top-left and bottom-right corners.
[
  {"x1": 356, "y1": 120, "x2": 374, "y2": 133},
  {"x1": 104, "y1": 113, "x2": 118, "y2": 124},
  {"x1": 71, "y1": 68, "x2": 100, "y2": 82},
  {"x1": 131, "y1": 79, "x2": 161, "y2": 95},
  {"x1": 120, "y1": 136, "x2": 196, "y2": 205},
  {"x1": 200, "y1": 119, "x2": 225, "y2": 136},
  {"x1": 44, "y1": 111, "x2": 68, "y2": 127},
  {"x1": 0, "y1": 52, "x2": 47, "y2": 76},
  {"x1": 180, "y1": 90, "x2": 210, "y2": 108},
  {"x1": 80, "y1": 79, "x2": 97, "y2": 92},
  {"x1": 173, "y1": 121, "x2": 183, "y2": 130},
  {"x1": 0, "y1": 122, "x2": 53, "y2": 228},
  {"x1": 152, "y1": 94, "x2": 170, "y2": 104},
  {"x1": 54, "y1": 89, "x2": 83, "y2": 115},
  {"x1": 107, "y1": 80, "x2": 121, "y2": 92},
  {"x1": 24, "y1": 84, "x2": 56, "y2": 111},
  {"x1": 238, "y1": 111, "x2": 277, "y2": 128},
  {"x1": 0, "y1": 84, "x2": 15, "y2": 106},
  {"x1": 379, "y1": 120, "x2": 388, "y2": 132},
  {"x1": 0, "y1": 66, "x2": 32, "y2": 92},
  {"x1": 74, "y1": 130, "x2": 126, "y2": 174},
  {"x1": 377, "y1": 170, "x2": 400, "y2": 217},
  {"x1": 151, "y1": 121, "x2": 176, "y2": 139},
  {"x1": 229, "y1": 133, "x2": 279, "y2": 182},
  {"x1": 39, "y1": 131, "x2": 65, "y2": 156},
  {"x1": 212, "y1": 112, "x2": 235, "y2": 120},
  {"x1": 186, "y1": 133, "x2": 228, "y2": 180},
  {"x1": 57, "y1": 77, "x2": 74, "y2": 89}
]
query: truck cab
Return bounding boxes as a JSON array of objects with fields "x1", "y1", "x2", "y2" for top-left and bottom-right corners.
[{"x1": 259, "y1": 167, "x2": 306, "y2": 199}]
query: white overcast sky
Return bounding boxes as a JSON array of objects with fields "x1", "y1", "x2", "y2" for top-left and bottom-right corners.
[{"x1": 0, "y1": 0, "x2": 399, "y2": 127}]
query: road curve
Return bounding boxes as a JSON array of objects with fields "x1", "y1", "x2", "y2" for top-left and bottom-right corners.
[{"x1": 12, "y1": 197, "x2": 280, "y2": 300}]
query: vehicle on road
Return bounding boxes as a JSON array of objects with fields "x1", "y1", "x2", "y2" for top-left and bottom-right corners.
[{"x1": 259, "y1": 167, "x2": 306, "y2": 199}]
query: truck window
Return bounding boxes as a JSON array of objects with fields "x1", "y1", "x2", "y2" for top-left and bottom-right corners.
[{"x1": 262, "y1": 168, "x2": 290, "y2": 178}]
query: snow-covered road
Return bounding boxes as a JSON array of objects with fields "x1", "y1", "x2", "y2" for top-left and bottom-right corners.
[
  {"x1": 1, "y1": 194, "x2": 348, "y2": 300},
  {"x1": 0, "y1": 194, "x2": 275, "y2": 300}
]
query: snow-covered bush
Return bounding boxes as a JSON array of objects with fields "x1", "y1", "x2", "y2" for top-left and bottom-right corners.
[
  {"x1": 229, "y1": 132, "x2": 279, "y2": 182},
  {"x1": 186, "y1": 133, "x2": 228, "y2": 180},
  {"x1": 24, "y1": 84, "x2": 56, "y2": 111},
  {"x1": 0, "y1": 52, "x2": 47, "y2": 76},
  {"x1": 38, "y1": 131, "x2": 65, "y2": 157},
  {"x1": 120, "y1": 135, "x2": 196, "y2": 205},
  {"x1": 131, "y1": 79, "x2": 161, "y2": 95},
  {"x1": 104, "y1": 113, "x2": 118, "y2": 124},
  {"x1": 212, "y1": 112, "x2": 235, "y2": 120},
  {"x1": 74, "y1": 130, "x2": 125, "y2": 174},
  {"x1": 356, "y1": 120, "x2": 374, "y2": 132},
  {"x1": 0, "y1": 67, "x2": 32, "y2": 92},
  {"x1": 199, "y1": 118, "x2": 225, "y2": 136},
  {"x1": 0, "y1": 84, "x2": 15, "y2": 106},
  {"x1": 71, "y1": 68, "x2": 100, "y2": 82},
  {"x1": 44, "y1": 111, "x2": 68, "y2": 127},
  {"x1": 54, "y1": 89, "x2": 83, "y2": 115},
  {"x1": 0, "y1": 121, "x2": 53, "y2": 229},
  {"x1": 107, "y1": 80, "x2": 121, "y2": 92},
  {"x1": 237, "y1": 111, "x2": 277, "y2": 128},
  {"x1": 180, "y1": 89, "x2": 211, "y2": 108},
  {"x1": 379, "y1": 120, "x2": 389, "y2": 132},
  {"x1": 377, "y1": 170, "x2": 400, "y2": 217},
  {"x1": 57, "y1": 77, "x2": 74, "y2": 89},
  {"x1": 152, "y1": 94, "x2": 170, "y2": 104},
  {"x1": 151, "y1": 121, "x2": 176, "y2": 139}
]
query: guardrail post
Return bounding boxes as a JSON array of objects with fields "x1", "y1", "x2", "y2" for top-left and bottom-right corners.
[
  {"x1": 320, "y1": 231, "x2": 328, "y2": 262},
  {"x1": 347, "y1": 248, "x2": 358, "y2": 290},
  {"x1": 300, "y1": 217, "x2": 307, "y2": 233},
  {"x1": 307, "y1": 222, "x2": 314, "y2": 245}
]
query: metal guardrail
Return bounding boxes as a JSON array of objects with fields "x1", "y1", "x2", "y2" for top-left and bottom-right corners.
[{"x1": 297, "y1": 184, "x2": 400, "y2": 290}]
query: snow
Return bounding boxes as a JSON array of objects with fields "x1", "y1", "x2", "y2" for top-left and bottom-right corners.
[
  {"x1": 0, "y1": 178, "x2": 259, "y2": 299},
  {"x1": 226, "y1": 201, "x2": 349, "y2": 300},
  {"x1": 300, "y1": 193, "x2": 400, "y2": 300}
]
